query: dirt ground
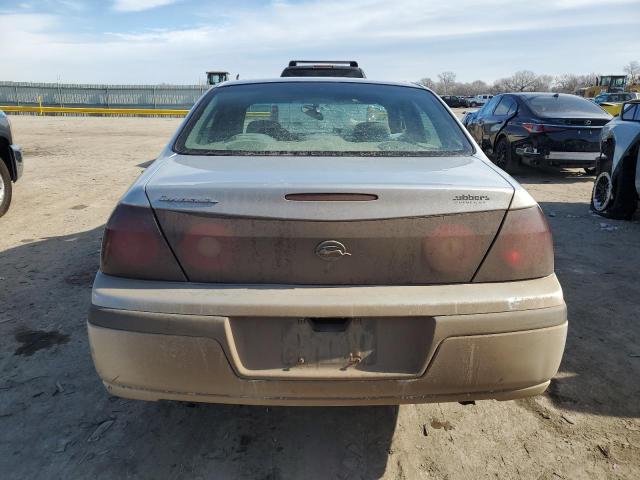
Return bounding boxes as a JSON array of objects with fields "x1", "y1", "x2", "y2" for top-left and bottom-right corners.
[{"x1": 0, "y1": 115, "x2": 639, "y2": 480}]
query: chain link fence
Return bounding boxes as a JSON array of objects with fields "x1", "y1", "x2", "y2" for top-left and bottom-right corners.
[{"x1": 0, "y1": 81, "x2": 208, "y2": 110}]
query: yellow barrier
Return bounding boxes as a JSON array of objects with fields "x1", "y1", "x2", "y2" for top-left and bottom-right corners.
[{"x1": 1, "y1": 105, "x2": 273, "y2": 117}]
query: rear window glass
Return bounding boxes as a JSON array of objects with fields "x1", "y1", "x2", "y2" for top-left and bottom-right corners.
[
  {"x1": 524, "y1": 94, "x2": 606, "y2": 117},
  {"x1": 175, "y1": 82, "x2": 473, "y2": 156}
]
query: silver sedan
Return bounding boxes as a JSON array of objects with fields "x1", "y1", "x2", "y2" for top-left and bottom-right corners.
[{"x1": 88, "y1": 78, "x2": 567, "y2": 406}]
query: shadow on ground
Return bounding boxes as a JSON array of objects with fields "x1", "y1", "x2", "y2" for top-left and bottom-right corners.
[
  {"x1": 513, "y1": 166, "x2": 596, "y2": 185},
  {"x1": 0, "y1": 227, "x2": 398, "y2": 479},
  {"x1": 535, "y1": 199, "x2": 640, "y2": 419}
]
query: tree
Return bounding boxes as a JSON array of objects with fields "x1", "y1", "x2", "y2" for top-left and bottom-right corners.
[
  {"x1": 553, "y1": 74, "x2": 581, "y2": 93},
  {"x1": 492, "y1": 71, "x2": 556, "y2": 93},
  {"x1": 552, "y1": 73, "x2": 597, "y2": 93},
  {"x1": 624, "y1": 60, "x2": 640, "y2": 83},
  {"x1": 437, "y1": 71, "x2": 457, "y2": 94},
  {"x1": 493, "y1": 70, "x2": 536, "y2": 92},
  {"x1": 531, "y1": 74, "x2": 553, "y2": 92},
  {"x1": 469, "y1": 80, "x2": 489, "y2": 95},
  {"x1": 418, "y1": 77, "x2": 436, "y2": 90}
]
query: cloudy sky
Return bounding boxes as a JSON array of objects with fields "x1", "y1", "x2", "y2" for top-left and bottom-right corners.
[{"x1": 0, "y1": 0, "x2": 638, "y2": 85}]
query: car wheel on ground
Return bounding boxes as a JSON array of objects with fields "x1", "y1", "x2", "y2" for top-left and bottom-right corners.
[
  {"x1": 0, "y1": 160, "x2": 12, "y2": 217},
  {"x1": 591, "y1": 155, "x2": 637, "y2": 219},
  {"x1": 492, "y1": 138, "x2": 521, "y2": 174}
]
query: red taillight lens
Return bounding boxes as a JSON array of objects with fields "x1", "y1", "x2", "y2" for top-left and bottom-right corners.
[
  {"x1": 522, "y1": 123, "x2": 564, "y2": 133},
  {"x1": 101, "y1": 203, "x2": 186, "y2": 281},
  {"x1": 176, "y1": 222, "x2": 235, "y2": 274},
  {"x1": 422, "y1": 223, "x2": 488, "y2": 275},
  {"x1": 522, "y1": 123, "x2": 544, "y2": 133},
  {"x1": 473, "y1": 206, "x2": 553, "y2": 282}
]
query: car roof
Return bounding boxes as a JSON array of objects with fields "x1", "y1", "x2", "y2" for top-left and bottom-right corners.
[{"x1": 214, "y1": 77, "x2": 427, "y2": 90}]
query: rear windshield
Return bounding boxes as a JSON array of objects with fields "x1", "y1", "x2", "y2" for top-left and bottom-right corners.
[
  {"x1": 524, "y1": 94, "x2": 607, "y2": 117},
  {"x1": 174, "y1": 82, "x2": 473, "y2": 156}
]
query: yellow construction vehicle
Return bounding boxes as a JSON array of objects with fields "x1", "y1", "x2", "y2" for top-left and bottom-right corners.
[
  {"x1": 206, "y1": 71, "x2": 230, "y2": 86},
  {"x1": 582, "y1": 75, "x2": 627, "y2": 98}
]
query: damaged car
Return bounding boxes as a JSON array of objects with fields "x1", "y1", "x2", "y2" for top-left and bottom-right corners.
[
  {"x1": 88, "y1": 78, "x2": 567, "y2": 406},
  {"x1": 591, "y1": 100, "x2": 640, "y2": 219},
  {"x1": 465, "y1": 93, "x2": 612, "y2": 173}
]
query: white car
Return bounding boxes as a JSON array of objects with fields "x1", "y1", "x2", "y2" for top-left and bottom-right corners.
[
  {"x1": 591, "y1": 100, "x2": 640, "y2": 219},
  {"x1": 468, "y1": 94, "x2": 494, "y2": 107}
]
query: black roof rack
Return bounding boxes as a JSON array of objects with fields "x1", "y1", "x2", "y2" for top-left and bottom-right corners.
[{"x1": 288, "y1": 60, "x2": 359, "y2": 68}]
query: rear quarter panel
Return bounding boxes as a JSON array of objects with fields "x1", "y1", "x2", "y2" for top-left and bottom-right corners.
[{"x1": 607, "y1": 120, "x2": 640, "y2": 175}]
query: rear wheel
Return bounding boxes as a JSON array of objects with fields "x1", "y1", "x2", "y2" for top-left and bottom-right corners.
[
  {"x1": 591, "y1": 170, "x2": 614, "y2": 213},
  {"x1": 492, "y1": 138, "x2": 520, "y2": 174},
  {"x1": 591, "y1": 154, "x2": 637, "y2": 219},
  {"x1": 0, "y1": 160, "x2": 13, "y2": 218}
]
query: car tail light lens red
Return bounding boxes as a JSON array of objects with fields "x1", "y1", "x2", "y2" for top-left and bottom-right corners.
[
  {"x1": 522, "y1": 123, "x2": 564, "y2": 133},
  {"x1": 175, "y1": 221, "x2": 235, "y2": 275},
  {"x1": 422, "y1": 222, "x2": 490, "y2": 276},
  {"x1": 473, "y1": 206, "x2": 554, "y2": 282},
  {"x1": 101, "y1": 203, "x2": 186, "y2": 281}
]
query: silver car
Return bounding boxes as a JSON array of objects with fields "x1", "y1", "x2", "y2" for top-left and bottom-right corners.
[
  {"x1": 88, "y1": 78, "x2": 567, "y2": 406},
  {"x1": 592, "y1": 100, "x2": 640, "y2": 219}
]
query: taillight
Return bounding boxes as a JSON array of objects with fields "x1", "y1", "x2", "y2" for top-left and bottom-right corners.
[
  {"x1": 422, "y1": 223, "x2": 488, "y2": 275},
  {"x1": 101, "y1": 203, "x2": 186, "y2": 281},
  {"x1": 176, "y1": 222, "x2": 235, "y2": 274},
  {"x1": 522, "y1": 123, "x2": 564, "y2": 133},
  {"x1": 473, "y1": 206, "x2": 553, "y2": 282}
]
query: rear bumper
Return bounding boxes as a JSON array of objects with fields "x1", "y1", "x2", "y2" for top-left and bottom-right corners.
[
  {"x1": 88, "y1": 273, "x2": 567, "y2": 406},
  {"x1": 516, "y1": 147, "x2": 599, "y2": 168}
]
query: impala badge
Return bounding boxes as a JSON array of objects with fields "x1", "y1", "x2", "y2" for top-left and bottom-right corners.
[
  {"x1": 315, "y1": 240, "x2": 352, "y2": 262},
  {"x1": 158, "y1": 196, "x2": 218, "y2": 205}
]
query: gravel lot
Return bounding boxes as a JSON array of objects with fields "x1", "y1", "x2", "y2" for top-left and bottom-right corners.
[{"x1": 1, "y1": 115, "x2": 639, "y2": 479}]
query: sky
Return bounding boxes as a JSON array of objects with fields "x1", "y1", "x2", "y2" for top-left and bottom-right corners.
[{"x1": 0, "y1": 0, "x2": 639, "y2": 85}]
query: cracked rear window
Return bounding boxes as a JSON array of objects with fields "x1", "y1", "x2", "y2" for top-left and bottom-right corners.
[{"x1": 175, "y1": 82, "x2": 473, "y2": 156}]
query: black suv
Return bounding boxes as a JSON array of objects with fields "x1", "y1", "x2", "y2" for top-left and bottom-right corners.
[
  {"x1": 440, "y1": 95, "x2": 464, "y2": 108},
  {"x1": 280, "y1": 60, "x2": 366, "y2": 78}
]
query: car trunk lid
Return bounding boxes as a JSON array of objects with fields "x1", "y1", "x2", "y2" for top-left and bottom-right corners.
[
  {"x1": 146, "y1": 154, "x2": 514, "y2": 285},
  {"x1": 526, "y1": 116, "x2": 608, "y2": 153}
]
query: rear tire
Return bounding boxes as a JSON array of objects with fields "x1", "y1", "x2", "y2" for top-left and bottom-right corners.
[
  {"x1": 492, "y1": 138, "x2": 521, "y2": 174},
  {"x1": 591, "y1": 155, "x2": 637, "y2": 220},
  {"x1": 0, "y1": 160, "x2": 13, "y2": 218}
]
